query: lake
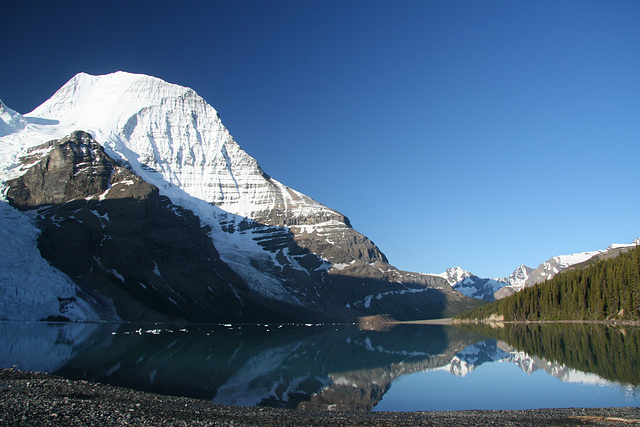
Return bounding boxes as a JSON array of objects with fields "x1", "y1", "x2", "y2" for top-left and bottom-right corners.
[{"x1": 1, "y1": 321, "x2": 638, "y2": 411}]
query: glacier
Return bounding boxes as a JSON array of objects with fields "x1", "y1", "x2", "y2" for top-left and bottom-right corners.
[{"x1": 0, "y1": 200, "x2": 107, "y2": 321}]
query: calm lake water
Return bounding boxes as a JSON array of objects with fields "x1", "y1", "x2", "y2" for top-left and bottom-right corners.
[{"x1": 1, "y1": 321, "x2": 638, "y2": 411}]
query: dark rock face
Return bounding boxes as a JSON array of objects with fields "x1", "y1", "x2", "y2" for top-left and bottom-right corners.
[
  {"x1": 7, "y1": 131, "x2": 115, "y2": 206},
  {"x1": 5, "y1": 131, "x2": 290, "y2": 322}
]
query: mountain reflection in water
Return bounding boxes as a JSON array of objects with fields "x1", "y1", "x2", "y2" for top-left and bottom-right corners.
[{"x1": 0, "y1": 322, "x2": 638, "y2": 411}]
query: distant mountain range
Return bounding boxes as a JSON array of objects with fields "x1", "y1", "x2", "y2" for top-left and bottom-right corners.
[
  {"x1": 431, "y1": 238, "x2": 640, "y2": 301},
  {"x1": 0, "y1": 72, "x2": 479, "y2": 322}
]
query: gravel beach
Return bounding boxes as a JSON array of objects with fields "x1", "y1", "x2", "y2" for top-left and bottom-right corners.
[{"x1": 1, "y1": 368, "x2": 638, "y2": 426}]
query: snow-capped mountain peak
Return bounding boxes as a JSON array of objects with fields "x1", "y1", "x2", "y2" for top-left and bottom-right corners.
[
  {"x1": 24, "y1": 71, "x2": 340, "y2": 225},
  {"x1": 501, "y1": 264, "x2": 533, "y2": 291},
  {"x1": 433, "y1": 266, "x2": 473, "y2": 287},
  {"x1": 0, "y1": 99, "x2": 27, "y2": 137},
  {"x1": 29, "y1": 72, "x2": 203, "y2": 129},
  {"x1": 494, "y1": 238, "x2": 639, "y2": 300},
  {"x1": 606, "y1": 238, "x2": 640, "y2": 251},
  {"x1": 430, "y1": 267, "x2": 507, "y2": 302}
]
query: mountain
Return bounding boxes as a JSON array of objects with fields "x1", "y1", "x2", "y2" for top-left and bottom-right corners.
[
  {"x1": 456, "y1": 244, "x2": 640, "y2": 322},
  {"x1": 495, "y1": 239, "x2": 639, "y2": 299},
  {"x1": 492, "y1": 264, "x2": 534, "y2": 299},
  {"x1": 432, "y1": 267, "x2": 507, "y2": 301},
  {"x1": 0, "y1": 100, "x2": 27, "y2": 137},
  {"x1": 0, "y1": 72, "x2": 480, "y2": 322},
  {"x1": 435, "y1": 238, "x2": 638, "y2": 302},
  {"x1": 432, "y1": 265, "x2": 533, "y2": 302}
]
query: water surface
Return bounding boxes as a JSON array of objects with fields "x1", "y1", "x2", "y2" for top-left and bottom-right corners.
[{"x1": 0, "y1": 321, "x2": 638, "y2": 411}]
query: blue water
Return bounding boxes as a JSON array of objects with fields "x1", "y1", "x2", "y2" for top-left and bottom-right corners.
[
  {"x1": 0, "y1": 321, "x2": 638, "y2": 411},
  {"x1": 374, "y1": 360, "x2": 639, "y2": 411}
]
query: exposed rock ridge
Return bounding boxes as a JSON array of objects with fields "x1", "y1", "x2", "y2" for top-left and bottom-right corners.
[{"x1": 7, "y1": 130, "x2": 118, "y2": 206}]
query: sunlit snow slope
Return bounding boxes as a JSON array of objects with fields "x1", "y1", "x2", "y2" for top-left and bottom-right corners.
[{"x1": 27, "y1": 72, "x2": 339, "y2": 223}]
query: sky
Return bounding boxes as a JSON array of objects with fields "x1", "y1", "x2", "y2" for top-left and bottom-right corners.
[{"x1": 1, "y1": 0, "x2": 639, "y2": 278}]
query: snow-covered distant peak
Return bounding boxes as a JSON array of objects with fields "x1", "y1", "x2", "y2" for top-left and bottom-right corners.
[
  {"x1": 432, "y1": 266, "x2": 473, "y2": 286},
  {"x1": 606, "y1": 238, "x2": 640, "y2": 251},
  {"x1": 500, "y1": 264, "x2": 533, "y2": 291},
  {"x1": 0, "y1": 99, "x2": 27, "y2": 137},
  {"x1": 539, "y1": 237, "x2": 640, "y2": 270},
  {"x1": 549, "y1": 251, "x2": 603, "y2": 270},
  {"x1": 29, "y1": 72, "x2": 210, "y2": 133},
  {"x1": 524, "y1": 237, "x2": 640, "y2": 287},
  {"x1": 429, "y1": 267, "x2": 508, "y2": 301}
]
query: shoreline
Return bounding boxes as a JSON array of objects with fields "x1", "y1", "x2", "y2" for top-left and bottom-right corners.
[
  {"x1": 1, "y1": 369, "x2": 638, "y2": 426},
  {"x1": 452, "y1": 318, "x2": 640, "y2": 326},
  {"x1": 359, "y1": 316, "x2": 640, "y2": 328}
]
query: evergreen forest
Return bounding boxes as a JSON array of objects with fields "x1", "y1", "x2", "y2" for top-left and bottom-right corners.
[{"x1": 455, "y1": 245, "x2": 640, "y2": 321}]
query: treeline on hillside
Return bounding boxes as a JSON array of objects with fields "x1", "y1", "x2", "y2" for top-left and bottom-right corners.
[
  {"x1": 456, "y1": 245, "x2": 640, "y2": 321},
  {"x1": 457, "y1": 322, "x2": 640, "y2": 386}
]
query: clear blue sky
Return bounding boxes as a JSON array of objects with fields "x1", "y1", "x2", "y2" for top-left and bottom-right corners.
[{"x1": 2, "y1": 1, "x2": 639, "y2": 278}]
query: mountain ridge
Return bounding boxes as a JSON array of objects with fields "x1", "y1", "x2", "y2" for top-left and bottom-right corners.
[
  {"x1": 432, "y1": 238, "x2": 639, "y2": 302},
  {"x1": 0, "y1": 71, "x2": 478, "y2": 322}
]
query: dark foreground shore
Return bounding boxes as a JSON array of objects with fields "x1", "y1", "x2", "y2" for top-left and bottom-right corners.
[{"x1": 1, "y1": 369, "x2": 638, "y2": 426}]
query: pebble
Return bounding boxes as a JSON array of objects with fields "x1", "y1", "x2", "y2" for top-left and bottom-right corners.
[{"x1": 1, "y1": 368, "x2": 638, "y2": 426}]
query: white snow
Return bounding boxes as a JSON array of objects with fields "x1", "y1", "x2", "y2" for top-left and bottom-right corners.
[
  {"x1": 0, "y1": 99, "x2": 28, "y2": 137},
  {"x1": 348, "y1": 286, "x2": 433, "y2": 309}
]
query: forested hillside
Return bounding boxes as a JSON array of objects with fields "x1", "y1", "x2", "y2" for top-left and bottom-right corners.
[{"x1": 455, "y1": 245, "x2": 640, "y2": 321}]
